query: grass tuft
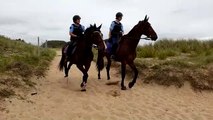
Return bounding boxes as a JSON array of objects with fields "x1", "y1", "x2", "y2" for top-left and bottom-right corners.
[
  {"x1": 0, "y1": 89, "x2": 15, "y2": 98},
  {"x1": 0, "y1": 35, "x2": 56, "y2": 99}
]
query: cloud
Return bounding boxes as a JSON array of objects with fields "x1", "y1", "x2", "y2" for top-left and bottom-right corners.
[
  {"x1": 0, "y1": 16, "x2": 27, "y2": 26},
  {"x1": 0, "y1": 0, "x2": 213, "y2": 44}
]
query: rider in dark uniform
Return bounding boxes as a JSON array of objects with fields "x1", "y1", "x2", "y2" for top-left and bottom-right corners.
[
  {"x1": 67, "y1": 15, "x2": 85, "y2": 58},
  {"x1": 107, "y1": 12, "x2": 124, "y2": 59}
]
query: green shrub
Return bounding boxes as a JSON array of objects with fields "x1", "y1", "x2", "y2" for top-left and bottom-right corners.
[
  {"x1": 137, "y1": 44, "x2": 156, "y2": 58},
  {"x1": 137, "y1": 39, "x2": 213, "y2": 60},
  {"x1": 156, "y1": 49, "x2": 177, "y2": 60}
]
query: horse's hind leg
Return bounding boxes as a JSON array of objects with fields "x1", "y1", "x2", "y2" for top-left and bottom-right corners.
[
  {"x1": 106, "y1": 54, "x2": 111, "y2": 80},
  {"x1": 121, "y1": 62, "x2": 127, "y2": 90},
  {"x1": 98, "y1": 70, "x2": 101, "y2": 79},
  {"x1": 65, "y1": 62, "x2": 72, "y2": 77},
  {"x1": 98, "y1": 55, "x2": 111, "y2": 80},
  {"x1": 128, "y1": 62, "x2": 138, "y2": 88},
  {"x1": 64, "y1": 62, "x2": 68, "y2": 77}
]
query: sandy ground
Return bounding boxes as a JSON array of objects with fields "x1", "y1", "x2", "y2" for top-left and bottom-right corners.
[{"x1": 1, "y1": 51, "x2": 213, "y2": 120}]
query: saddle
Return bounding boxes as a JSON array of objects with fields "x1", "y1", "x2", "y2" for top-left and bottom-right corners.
[{"x1": 64, "y1": 41, "x2": 77, "y2": 58}]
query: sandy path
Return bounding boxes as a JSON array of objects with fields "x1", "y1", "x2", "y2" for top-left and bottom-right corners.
[{"x1": 1, "y1": 51, "x2": 213, "y2": 120}]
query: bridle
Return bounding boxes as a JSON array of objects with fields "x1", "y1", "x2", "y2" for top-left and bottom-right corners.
[
  {"x1": 93, "y1": 31, "x2": 103, "y2": 38},
  {"x1": 91, "y1": 31, "x2": 105, "y2": 50},
  {"x1": 139, "y1": 37, "x2": 152, "y2": 40}
]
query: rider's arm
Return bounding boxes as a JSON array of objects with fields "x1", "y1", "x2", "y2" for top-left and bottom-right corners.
[
  {"x1": 109, "y1": 22, "x2": 115, "y2": 38},
  {"x1": 69, "y1": 32, "x2": 77, "y2": 37},
  {"x1": 69, "y1": 25, "x2": 77, "y2": 37},
  {"x1": 81, "y1": 25, "x2": 85, "y2": 32},
  {"x1": 108, "y1": 31, "x2": 111, "y2": 38},
  {"x1": 121, "y1": 23, "x2": 124, "y2": 35}
]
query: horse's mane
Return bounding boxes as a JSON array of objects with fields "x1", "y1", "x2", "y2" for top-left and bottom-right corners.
[
  {"x1": 119, "y1": 20, "x2": 147, "y2": 44},
  {"x1": 84, "y1": 26, "x2": 93, "y2": 36},
  {"x1": 127, "y1": 21, "x2": 145, "y2": 36}
]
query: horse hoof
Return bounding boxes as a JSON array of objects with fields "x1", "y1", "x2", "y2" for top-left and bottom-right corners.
[
  {"x1": 81, "y1": 82, "x2": 87, "y2": 91},
  {"x1": 107, "y1": 77, "x2": 110, "y2": 80},
  {"x1": 64, "y1": 75, "x2": 68, "y2": 77},
  {"x1": 128, "y1": 82, "x2": 134, "y2": 88},
  {"x1": 81, "y1": 89, "x2": 86, "y2": 92},
  {"x1": 121, "y1": 86, "x2": 127, "y2": 90},
  {"x1": 98, "y1": 77, "x2": 101, "y2": 80}
]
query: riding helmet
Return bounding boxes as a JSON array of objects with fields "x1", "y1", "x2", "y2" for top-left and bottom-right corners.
[
  {"x1": 116, "y1": 12, "x2": 123, "y2": 18},
  {"x1": 73, "y1": 15, "x2": 81, "y2": 22}
]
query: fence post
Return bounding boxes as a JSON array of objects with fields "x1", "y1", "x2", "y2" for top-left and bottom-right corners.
[
  {"x1": 45, "y1": 40, "x2": 48, "y2": 48},
  {"x1": 37, "y1": 36, "x2": 40, "y2": 56}
]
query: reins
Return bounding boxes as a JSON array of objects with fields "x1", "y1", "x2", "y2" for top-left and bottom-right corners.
[{"x1": 123, "y1": 36, "x2": 152, "y2": 41}]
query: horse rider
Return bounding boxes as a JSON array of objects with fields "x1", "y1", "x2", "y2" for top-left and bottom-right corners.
[
  {"x1": 67, "y1": 15, "x2": 85, "y2": 59},
  {"x1": 107, "y1": 12, "x2": 124, "y2": 59}
]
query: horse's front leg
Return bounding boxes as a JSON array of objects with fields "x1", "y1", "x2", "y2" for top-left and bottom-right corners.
[
  {"x1": 77, "y1": 64, "x2": 89, "y2": 91},
  {"x1": 128, "y1": 62, "x2": 138, "y2": 88},
  {"x1": 121, "y1": 62, "x2": 127, "y2": 90}
]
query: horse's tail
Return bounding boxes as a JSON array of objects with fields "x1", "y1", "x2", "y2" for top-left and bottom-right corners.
[
  {"x1": 58, "y1": 54, "x2": 65, "y2": 71},
  {"x1": 96, "y1": 49, "x2": 104, "y2": 71},
  {"x1": 58, "y1": 47, "x2": 66, "y2": 71}
]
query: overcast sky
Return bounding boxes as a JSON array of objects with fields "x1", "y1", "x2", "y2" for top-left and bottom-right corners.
[{"x1": 0, "y1": 0, "x2": 213, "y2": 44}]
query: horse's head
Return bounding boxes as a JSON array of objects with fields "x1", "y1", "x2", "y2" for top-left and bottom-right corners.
[
  {"x1": 138, "y1": 15, "x2": 158, "y2": 41},
  {"x1": 84, "y1": 24, "x2": 105, "y2": 50},
  {"x1": 85, "y1": 24, "x2": 103, "y2": 38},
  {"x1": 85, "y1": 24, "x2": 105, "y2": 71}
]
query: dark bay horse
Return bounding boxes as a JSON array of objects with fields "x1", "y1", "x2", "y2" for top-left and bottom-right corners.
[
  {"x1": 98, "y1": 15, "x2": 158, "y2": 90},
  {"x1": 59, "y1": 24, "x2": 105, "y2": 91}
]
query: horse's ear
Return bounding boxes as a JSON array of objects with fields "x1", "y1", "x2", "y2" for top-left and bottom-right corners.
[
  {"x1": 144, "y1": 15, "x2": 148, "y2": 22},
  {"x1": 98, "y1": 24, "x2": 102, "y2": 29},
  {"x1": 144, "y1": 15, "x2": 147, "y2": 20},
  {"x1": 94, "y1": 23, "x2": 97, "y2": 28}
]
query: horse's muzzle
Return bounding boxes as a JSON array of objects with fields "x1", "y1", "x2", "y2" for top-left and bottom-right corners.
[{"x1": 151, "y1": 35, "x2": 158, "y2": 41}]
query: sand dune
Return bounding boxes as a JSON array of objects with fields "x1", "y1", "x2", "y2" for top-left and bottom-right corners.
[{"x1": 1, "y1": 51, "x2": 213, "y2": 120}]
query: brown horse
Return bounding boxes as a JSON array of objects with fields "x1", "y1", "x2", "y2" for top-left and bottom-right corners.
[
  {"x1": 59, "y1": 24, "x2": 105, "y2": 91},
  {"x1": 98, "y1": 15, "x2": 158, "y2": 90}
]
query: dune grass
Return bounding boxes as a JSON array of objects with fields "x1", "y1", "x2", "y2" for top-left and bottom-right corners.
[
  {"x1": 137, "y1": 39, "x2": 213, "y2": 60},
  {"x1": 103, "y1": 39, "x2": 213, "y2": 91},
  {"x1": 0, "y1": 35, "x2": 56, "y2": 99},
  {"x1": 135, "y1": 39, "x2": 213, "y2": 91},
  {"x1": 0, "y1": 35, "x2": 56, "y2": 75}
]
